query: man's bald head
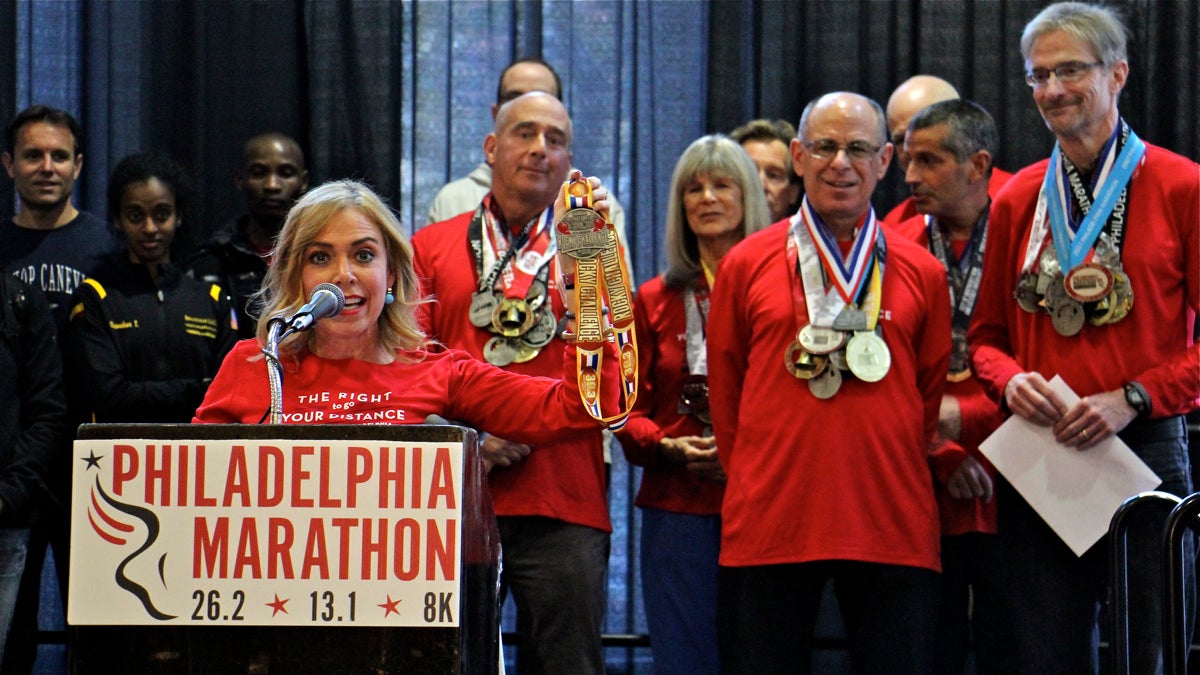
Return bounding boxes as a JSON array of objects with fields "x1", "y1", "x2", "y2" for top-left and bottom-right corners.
[{"x1": 886, "y1": 75, "x2": 960, "y2": 170}]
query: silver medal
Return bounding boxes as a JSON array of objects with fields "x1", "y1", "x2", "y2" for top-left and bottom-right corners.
[
  {"x1": 807, "y1": 364, "x2": 842, "y2": 399},
  {"x1": 832, "y1": 306, "x2": 868, "y2": 332},
  {"x1": 1014, "y1": 273, "x2": 1042, "y2": 313},
  {"x1": 1036, "y1": 246, "x2": 1059, "y2": 295},
  {"x1": 469, "y1": 290, "x2": 499, "y2": 328},
  {"x1": 526, "y1": 279, "x2": 548, "y2": 311},
  {"x1": 1051, "y1": 299, "x2": 1086, "y2": 336},
  {"x1": 484, "y1": 336, "x2": 519, "y2": 366},
  {"x1": 1042, "y1": 273, "x2": 1068, "y2": 311},
  {"x1": 845, "y1": 331, "x2": 891, "y2": 383},
  {"x1": 523, "y1": 309, "x2": 558, "y2": 347},
  {"x1": 797, "y1": 324, "x2": 847, "y2": 355}
]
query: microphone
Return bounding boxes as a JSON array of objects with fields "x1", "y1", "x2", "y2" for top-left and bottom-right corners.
[{"x1": 287, "y1": 283, "x2": 345, "y2": 332}]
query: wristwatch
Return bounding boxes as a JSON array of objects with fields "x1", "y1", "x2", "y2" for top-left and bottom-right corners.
[{"x1": 1123, "y1": 381, "x2": 1150, "y2": 417}]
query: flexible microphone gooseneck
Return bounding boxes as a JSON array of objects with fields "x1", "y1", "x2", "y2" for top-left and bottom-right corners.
[{"x1": 287, "y1": 283, "x2": 345, "y2": 333}]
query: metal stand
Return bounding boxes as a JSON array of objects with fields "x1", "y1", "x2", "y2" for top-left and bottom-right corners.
[
  {"x1": 1164, "y1": 492, "x2": 1200, "y2": 675},
  {"x1": 1109, "y1": 491, "x2": 1182, "y2": 674},
  {"x1": 264, "y1": 319, "x2": 289, "y2": 424}
]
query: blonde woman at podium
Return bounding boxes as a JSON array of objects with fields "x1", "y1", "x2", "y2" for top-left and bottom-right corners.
[{"x1": 194, "y1": 178, "x2": 619, "y2": 445}]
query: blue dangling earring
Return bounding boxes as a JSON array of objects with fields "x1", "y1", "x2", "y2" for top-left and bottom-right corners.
[{"x1": 385, "y1": 288, "x2": 395, "y2": 305}]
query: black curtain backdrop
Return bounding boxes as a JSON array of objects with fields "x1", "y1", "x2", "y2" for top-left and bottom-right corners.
[{"x1": 707, "y1": 0, "x2": 1200, "y2": 214}]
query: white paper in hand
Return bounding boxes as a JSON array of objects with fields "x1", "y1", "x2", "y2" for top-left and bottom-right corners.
[{"x1": 979, "y1": 375, "x2": 1161, "y2": 556}]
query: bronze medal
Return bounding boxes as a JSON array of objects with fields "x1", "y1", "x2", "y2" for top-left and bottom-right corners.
[
  {"x1": 797, "y1": 324, "x2": 847, "y2": 355},
  {"x1": 491, "y1": 297, "x2": 536, "y2": 337},
  {"x1": 484, "y1": 336, "x2": 519, "y2": 366},
  {"x1": 845, "y1": 331, "x2": 891, "y2": 383},
  {"x1": 807, "y1": 364, "x2": 842, "y2": 399},
  {"x1": 469, "y1": 290, "x2": 500, "y2": 328},
  {"x1": 677, "y1": 375, "x2": 711, "y2": 424},
  {"x1": 784, "y1": 340, "x2": 827, "y2": 380},
  {"x1": 1064, "y1": 263, "x2": 1113, "y2": 303},
  {"x1": 947, "y1": 329, "x2": 971, "y2": 383}
]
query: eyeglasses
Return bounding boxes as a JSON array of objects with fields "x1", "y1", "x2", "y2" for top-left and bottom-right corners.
[
  {"x1": 802, "y1": 139, "x2": 882, "y2": 162},
  {"x1": 1025, "y1": 61, "x2": 1104, "y2": 87}
]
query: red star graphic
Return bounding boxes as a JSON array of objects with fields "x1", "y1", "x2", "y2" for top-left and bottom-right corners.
[
  {"x1": 266, "y1": 594, "x2": 289, "y2": 616},
  {"x1": 378, "y1": 595, "x2": 402, "y2": 618}
]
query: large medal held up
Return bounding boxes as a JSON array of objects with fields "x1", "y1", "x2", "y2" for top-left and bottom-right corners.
[{"x1": 556, "y1": 182, "x2": 608, "y2": 260}]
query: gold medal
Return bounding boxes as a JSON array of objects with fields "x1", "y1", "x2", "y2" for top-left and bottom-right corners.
[
  {"x1": 512, "y1": 341, "x2": 540, "y2": 363},
  {"x1": 491, "y1": 297, "x2": 536, "y2": 337}
]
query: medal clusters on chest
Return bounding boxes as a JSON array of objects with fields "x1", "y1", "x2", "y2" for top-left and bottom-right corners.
[
  {"x1": 468, "y1": 205, "x2": 562, "y2": 367},
  {"x1": 1014, "y1": 232, "x2": 1133, "y2": 337},
  {"x1": 471, "y1": 280, "x2": 561, "y2": 366},
  {"x1": 783, "y1": 200, "x2": 892, "y2": 399},
  {"x1": 1015, "y1": 122, "x2": 1143, "y2": 337},
  {"x1": 784, "y1": 309, "x2": 891, "y2": 400}
]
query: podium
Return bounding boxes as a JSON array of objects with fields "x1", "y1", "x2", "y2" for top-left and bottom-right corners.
[{"x1": 67, "y1": 423, "x2": 499, "y2": 674}]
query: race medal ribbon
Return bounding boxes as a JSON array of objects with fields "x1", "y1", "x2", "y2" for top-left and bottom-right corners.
[
  {"x1": 679, "y1": 283, "x2": 712, "y2": 423},
  {"x1": 556, "y1": 178, "x2": 637, "y2": 429},
  {"x1": 1043, "y1": 127, "x2": 1143, "y2": 273},
  {"x1": 786, "y1": 200, "x2": 889, "y2": 387},
  {"x1": 485, "y1": 207, "x2": 556, "y2": 338},
  {"x1": 926, "y1": 213, "x2": 988, "y2": 382}
]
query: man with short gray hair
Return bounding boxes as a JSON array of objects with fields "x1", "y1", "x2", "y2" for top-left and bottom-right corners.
[{"x1": 970, "y1": 2, "x2": 1200, "y2": 670}]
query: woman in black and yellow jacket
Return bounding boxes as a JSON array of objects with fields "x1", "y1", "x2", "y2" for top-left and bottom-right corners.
[{"x1": 67, "y1": 152, "x2": 237, "y2": 423}]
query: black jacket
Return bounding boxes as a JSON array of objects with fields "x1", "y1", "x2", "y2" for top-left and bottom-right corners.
[
  {"x1": 0, "y1": 275, "x2": 68, "y2": 524},
  {"x1": 66, "y1": 253, "x2": 238, "y2": 423},
  {"x1": 184, "y1": 216, "x2": 269, "y2": 340}
]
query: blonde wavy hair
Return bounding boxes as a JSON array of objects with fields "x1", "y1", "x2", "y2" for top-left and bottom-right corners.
[{"x1": 254, "y1": 179, "x2": 425, "y2": 357}]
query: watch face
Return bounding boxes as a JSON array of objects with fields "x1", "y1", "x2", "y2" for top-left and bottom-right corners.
[{"x1": 1125, "y1": 384, "x2": 1147, "y2": 412}]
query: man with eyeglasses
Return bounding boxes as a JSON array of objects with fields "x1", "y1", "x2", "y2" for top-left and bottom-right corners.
[
  {"x1": 969, "y1": 2, "x2": 1199, "y2": 672},
  {"x1": 708, "y1": 91, "x2": 951, "y2": 673}
]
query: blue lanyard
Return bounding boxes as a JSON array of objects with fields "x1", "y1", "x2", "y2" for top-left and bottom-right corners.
[{"x1": 1043, "y1": 129, "x2": 1144, "y2": 271}]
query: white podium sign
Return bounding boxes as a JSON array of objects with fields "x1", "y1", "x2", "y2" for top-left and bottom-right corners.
[{"x1": 69, "y1": 438, "x2": 463, "y2": 627}]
